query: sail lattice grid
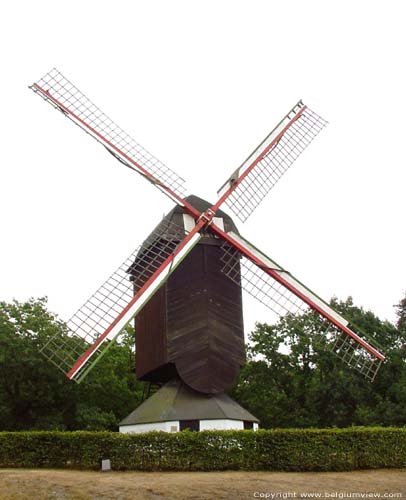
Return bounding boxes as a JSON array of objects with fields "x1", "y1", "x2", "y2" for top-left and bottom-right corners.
[
  {"x1": 40, "y1": 220, "x2": 187, "y2": 376},
  {"x1": 225, "y1": 108, "x2": 328, "y2": 222},
  {"x1": 329, "y1": 325, "x2": 383, "y2": 381},
  {"x1": 220, "y1": 244, "x2": 384, "y2": 380},
  {"x1": 220, "y1": 244, "x2": 308, "y2": 320},
  {"x1": 30, "y1": 68, "x2": 186, "y2": 197}
]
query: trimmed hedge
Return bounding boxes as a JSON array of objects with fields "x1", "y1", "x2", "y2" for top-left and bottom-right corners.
[{"x1": 0, "y1": 427, "x2": 405, "y2": 471}]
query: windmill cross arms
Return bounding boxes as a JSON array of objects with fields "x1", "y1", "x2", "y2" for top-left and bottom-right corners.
[
  {"x1": 29, "y1": 68, "x2": 200, "y2": 218},
  {"x1": 210, "y1": 223, "x2": 385, "y2": 381},
  {"x1": 214, "y1": 102, "x2": 328, "y2": 223}
]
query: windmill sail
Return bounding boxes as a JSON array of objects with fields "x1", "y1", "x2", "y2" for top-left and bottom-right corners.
[
  {"x1": 215, "y1": 102, "x2": 328, "y2": 222},
  {"x1": 41, "y1": 221, "x2": 201, "y2": 382},
  {"x1": 30, "y1": 68, "x2": 188, "y2": 204},
  {"x1": 215, "y1": 227, "x2": 385, "y2": 381}
]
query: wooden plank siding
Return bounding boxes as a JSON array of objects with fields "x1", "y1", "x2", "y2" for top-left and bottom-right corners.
[
  {"x1": 132, "y1": 195, "x2": 245, "y2": 394},
  {"x1": 135, "y1": 241, "x2": 245, "y2": 394}
]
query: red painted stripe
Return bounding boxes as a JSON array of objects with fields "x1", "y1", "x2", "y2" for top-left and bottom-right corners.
[
  {"x1": 38, "y1": 85, "x2": 380, "y2": 377},
  {"x1": 66, "y1": 220, "x2": 205, "y2": 379},
  {"x1": 33, "y1": 84, "x2": 201, "y2": 220},
  {"x1": 211, "y1": 106, "x2": 307, "y2": 214},
  {"x1": 210, "y1": 223, "x2": 385, "y2": 362}
]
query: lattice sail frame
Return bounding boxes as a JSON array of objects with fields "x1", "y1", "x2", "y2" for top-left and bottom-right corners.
[
  {"x1": 40, "y1": 220, "x2": 195, "y2": 381},
  {"x1": 328, "y1": 323, "x2": 383, "y2": 381},
  {"x1": 216, "y1": 102, "x2": 328, "y2": 222},
  {"x1": 219, "y1": 231, "x2": 385, "y2": 381},
  {"x1": 30, "y1": 70, "x2": 385, "y2": 383},
  {"x1": 30, "y1": 68, "x2": 186, "y2": 199}
]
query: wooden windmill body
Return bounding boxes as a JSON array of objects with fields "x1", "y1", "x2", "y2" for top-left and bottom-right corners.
[{"x1": 132, "y1": 195, "x2": 245, "y2": 395}]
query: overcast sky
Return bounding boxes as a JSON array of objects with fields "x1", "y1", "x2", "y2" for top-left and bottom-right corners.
[{"x1": 1, "y1": 1, "x2": 405, "y2": 335}]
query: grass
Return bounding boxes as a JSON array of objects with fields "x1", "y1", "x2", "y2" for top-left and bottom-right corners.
[{"x1": 0, "y1": 469, "x2": 405, "y2": 500}]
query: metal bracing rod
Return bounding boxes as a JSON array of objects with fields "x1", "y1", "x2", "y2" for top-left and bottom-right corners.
[{"x1": 209, "y1": 223, "x2": 385, "y2": 362}]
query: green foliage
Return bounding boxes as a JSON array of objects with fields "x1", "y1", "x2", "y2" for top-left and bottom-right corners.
[
  {"x1": 395, "y1": 294, "x2": 406, "y2": 334},
  {"x1": 0, "y1": 298, "x2": 143, "y2": 431},
  {"x1": 231, "y1": 297, "x2": 406, "y2": 428},
  {"x1": 1, "y1": 295, "x2": 406, "y2": 432},
  {"x1": 0, "y1": 428, "x2": 405, "y2": 471}
]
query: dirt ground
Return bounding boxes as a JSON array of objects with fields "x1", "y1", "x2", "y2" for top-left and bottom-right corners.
[{"x1": 0, "y1": 469, "x2": 405, "y2": 500}]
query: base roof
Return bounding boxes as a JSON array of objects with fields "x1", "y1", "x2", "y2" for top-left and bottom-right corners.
[{"x1": 119, "y1": 378, "x2": 259, "y2": 426}]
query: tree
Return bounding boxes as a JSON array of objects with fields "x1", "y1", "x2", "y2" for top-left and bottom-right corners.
[
  {"x1": 0, "y1": 297, "x2": 143, "y2": 431},
  {"x1": 3, "y1": 295, "x2": 406, "y2": 431},
  {"x1": 73, "y1": 329, "x2": 143, "y2": 430},
  {"x1": 395, "y1": 293, "x2": 406, "y2": 334},
  {"x1": 231, "y1": 297, "x2": 406, "y2": 428}
]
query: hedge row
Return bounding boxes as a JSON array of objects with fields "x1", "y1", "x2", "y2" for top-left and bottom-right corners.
[{"x1": 0, "y1": 427, "x2": 405, "y2": 471}]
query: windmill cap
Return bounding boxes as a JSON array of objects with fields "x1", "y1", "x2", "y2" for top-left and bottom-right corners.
[{"x1": 135, "y1": 194, "x2": 239, "y2": 259}]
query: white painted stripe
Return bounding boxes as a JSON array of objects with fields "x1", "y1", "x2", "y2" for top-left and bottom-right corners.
[
  {"x1": 279, "y1": 275, "x2": 348, "y2": 326},
  {"x1": 183, "y1": 214, "x2": 196, "y2": 232},
  {"x1": 70, "y1": 232, "x2": 201, "y2": 379},
  {"x1": 227, "y1": 231, "x2": 282, "y2": 271},
  {"x1": 213, "y1": 217, "x2": 225, "y2": 231},
  {"x1": 217, "y1": 109, "x2": 300, "y2": 197},
  {"x1": 227, "y1": 231, "x2": 348, "y2": 327},
  {"x1": 237, "y1": 120, "x2": 289, "y2": 178}
]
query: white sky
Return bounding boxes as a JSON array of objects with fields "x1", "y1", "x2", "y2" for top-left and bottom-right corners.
[{"x1": 1, "y1": 0, "x2": 405, "y2": 336}]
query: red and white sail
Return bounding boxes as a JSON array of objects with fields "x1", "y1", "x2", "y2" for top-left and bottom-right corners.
[
  {"x1": 212, "y1": 225, "x2": 385, "y2": 381},
  {"x1": 215, "y1": 101, "x2": 328, "y2": 222},
  {"x1": 41, "y1": 220, "x2": 202, "y2": 382},
  {"x1": 30, "y1": 68, "x2": 201, "y2": 217}
]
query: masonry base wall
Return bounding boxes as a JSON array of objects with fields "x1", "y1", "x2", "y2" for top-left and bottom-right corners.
[{"x1": 119, "y1": 419, "x2": 259, "y2": 433}]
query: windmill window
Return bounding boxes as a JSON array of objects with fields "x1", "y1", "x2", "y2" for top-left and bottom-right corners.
[{"x1": 179, "y1": 420, "x2": 200, "y2": 432}]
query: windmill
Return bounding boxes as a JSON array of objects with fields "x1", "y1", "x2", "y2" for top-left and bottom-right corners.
[{"x1": 30, "y1": 69, "x2": 385, "y2": 433}]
